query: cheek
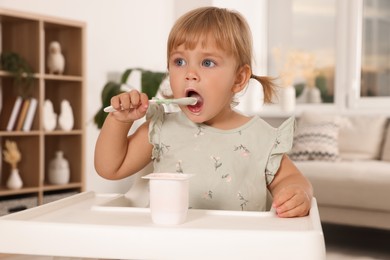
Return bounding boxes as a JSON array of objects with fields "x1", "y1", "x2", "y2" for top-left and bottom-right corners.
[
  {"x1": 168, "y1": 74, "x2": 182, "y2": 94},
  {"x1": 212, "y1": 77, "x2": 236, "y2": 94}
]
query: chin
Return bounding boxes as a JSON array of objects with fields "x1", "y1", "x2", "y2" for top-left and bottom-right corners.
[{"x1": 183, "y1": 110, "x2": 205, "y2": 124}]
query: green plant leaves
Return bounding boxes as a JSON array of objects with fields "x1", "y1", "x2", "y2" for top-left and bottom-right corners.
[
  {"x1": 93, "y1": 81, "x2": 123, "y2": 129},
  {"x1": 0, "y1": 51, "x2": 34, "y2": 98},
  {"x1": 141, "y1": 70, "x2": 166, "y2": 99},
  {"x1": 93, "y1": 68, "x2": 166, "y2": 129}
]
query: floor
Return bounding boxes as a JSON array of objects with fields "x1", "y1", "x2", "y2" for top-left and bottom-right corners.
[
  {"x1": 324, "y1": 223, "x2": 390, "y2": 260},
  {"x1": 2, "y1": 224, "x2": 390, "y2": 259}
]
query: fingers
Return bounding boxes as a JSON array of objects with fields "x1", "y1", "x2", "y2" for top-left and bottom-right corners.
[
  {"x1": 139, "y1": 92, "x2": 149, "y2": 111},
  {"x1": 109, "y1": 90, "x2": 149, "y2": 122},
  {"x1": 272, "y1": 186, "x2": 311, "y2": 218},
  {"x1": 110, "y1": 90, "x2": 149, "y2": 112}
]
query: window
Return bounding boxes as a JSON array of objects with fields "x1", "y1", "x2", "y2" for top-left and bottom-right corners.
[
  {"x1": 361, "y1": 0, "x2": 390, "y2": 98},
  {"x1": 267, "y1": 0, "x2": 390, "y2": 111},
  {"x1": 268, "y1": 0, "x2": 337, "y2": 104}
]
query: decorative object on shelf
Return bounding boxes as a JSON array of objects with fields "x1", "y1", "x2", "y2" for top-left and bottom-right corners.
[
  {"x1": 0, "y1": 51, "x2": 34, "y2": 98},
  {"x1": 58, "y1": 99, "x2": 74, "y2": 131},
  {"x1": 2, "y1": 140, "x2": 23, "y2": 189},
  {"x1": 94, "y1": 68, "x2": 165, "y2": 129},
  {"x1": 47, "y1": 41, "x2": 65, "y2": 74},
  {"x1": 43, "y1": 99, "x2": 57, "y2": 131},
  {"x1": 7, "y1": 168, "x2": 23, "y2": 190},
  {"x1": 280, "y1": 85, "x2": 296, "y2": 113},
  {"x1": 48, "y1": 150, "x2": 70, "y2": 185}
]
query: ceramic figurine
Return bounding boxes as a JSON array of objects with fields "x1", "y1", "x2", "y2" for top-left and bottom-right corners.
[
  {"x1": 43, "y1": 99, "x2": 57, "y2": 131},
  {"x1": 47, "y1": 41, "x2": 65, "y2": 74},
  {"x1": 58, "y1": 99, "x2": 74, "y2": 131}
]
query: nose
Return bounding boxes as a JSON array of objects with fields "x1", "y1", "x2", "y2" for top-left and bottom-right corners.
[{"x1": 185, "y1": 69, "x2": 199, "y2": 81}]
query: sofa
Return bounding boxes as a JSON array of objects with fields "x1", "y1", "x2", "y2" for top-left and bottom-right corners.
[{"x1": 289, "y1": 112, "x2": 390, "y2": 230}]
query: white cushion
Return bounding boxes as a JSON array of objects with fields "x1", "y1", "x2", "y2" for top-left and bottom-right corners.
[
  {"x1": 382, "y1": 123, "x2": 390, "y2": 162},
  {"x1": 339, "y1": 116, "x2": 387, "y2": 160},
  {"x1": 290, "y1": 112, "x2": 340, "y2": 161},
  {"x1": 296, "y1": 160, "x2": 390, "y2": 212}
]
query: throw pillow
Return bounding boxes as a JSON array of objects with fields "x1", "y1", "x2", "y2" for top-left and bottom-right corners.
[
  {"x1": 381, "y1": 122, "x2": 390, "y2": 162},
  {"x1": 338, "y1": 115, "x2": 388, "y2": 160},
  {"x1": 289, "y1": 112, "x2": 340, "y2": 161}
]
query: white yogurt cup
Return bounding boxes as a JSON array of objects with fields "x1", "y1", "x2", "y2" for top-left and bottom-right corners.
[{"x1": 142, "y1": 173, "x2": 193, "y2": 225}]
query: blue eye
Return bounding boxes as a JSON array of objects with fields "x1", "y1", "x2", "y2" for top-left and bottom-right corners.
[
  {"x1": 202, "y1": 59, "x2": 216, "y2": 67},
  {"x1": 174, "y1": 58, "x2": 186, "y2": 66}
]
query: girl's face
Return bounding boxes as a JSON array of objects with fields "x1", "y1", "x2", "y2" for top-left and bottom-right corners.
[{"x1": 168, "y1": 38, "x2": 245, "y2": 127}]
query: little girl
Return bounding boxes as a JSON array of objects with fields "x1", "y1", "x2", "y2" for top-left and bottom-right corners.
[{"x1": 95, "y1": 6, "x2": 312, "y2": 218}]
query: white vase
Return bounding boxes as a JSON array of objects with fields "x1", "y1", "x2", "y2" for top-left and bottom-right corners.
[
  {"x1": 7, "y1": 168, "x2": 23, "y2": 190},
  {"x1": 280, "y1": 85, "x2": 296, "y2": 113},
  {"x1": 48, "y1": 151, "x2": 70, "y2": 185}
]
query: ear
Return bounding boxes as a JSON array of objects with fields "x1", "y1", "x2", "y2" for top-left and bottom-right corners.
[{"x1": 232, "y1": 64, "x2": 251, "y2": 93}]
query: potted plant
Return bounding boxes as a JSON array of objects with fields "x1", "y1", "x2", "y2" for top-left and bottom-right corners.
[
  {"x1": 94, "y1": 68, "x2": 166, "y2": 129},
  {"x1": 0, "y1": 51, "x2": 34, "y2": 98}
]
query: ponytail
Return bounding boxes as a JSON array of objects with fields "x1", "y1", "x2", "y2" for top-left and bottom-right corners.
[{"x1": 250, "y1": 74, "x2": 277, "y2": 104}]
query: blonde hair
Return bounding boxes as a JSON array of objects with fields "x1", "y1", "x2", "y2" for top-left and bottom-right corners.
[{"x1": 167, "y1": 6, "x2": 275, "y2": 103}]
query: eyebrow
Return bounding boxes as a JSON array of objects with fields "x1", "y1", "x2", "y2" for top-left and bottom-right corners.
[
  {"x1": 170, "y1": 49, "x2": 224, "y2": 59},
  {"x1": 169, "y1": 51, "x2": 183, "y2": 57}
]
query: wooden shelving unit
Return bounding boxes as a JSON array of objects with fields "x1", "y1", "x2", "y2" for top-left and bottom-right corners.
[{"x1": 0, "y1": 8, "x2": 85, "y2": 214}]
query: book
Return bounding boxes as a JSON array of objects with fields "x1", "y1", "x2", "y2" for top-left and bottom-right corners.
[
  {"x1": 0, "y1": 84, "x2": 3, "y2": 116},
  {"x1": 22, "y1": 98, "x2": 38, "y2": 131},
  {"x1": 15, "y1": 99, "x2": 30, "y2": 131},
  {"x1": 6, "y1": 96, "x2": 23, "y2": 131}
]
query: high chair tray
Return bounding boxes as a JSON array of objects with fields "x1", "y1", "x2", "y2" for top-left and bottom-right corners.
[{"x1": 0, "y1": 191, "x2": 325, "y2": 259}]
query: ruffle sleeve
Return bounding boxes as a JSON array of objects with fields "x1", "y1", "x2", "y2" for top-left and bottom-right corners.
[
  {"x1": 147, "y1": 103, "x2": 165, "y2": 162},
  {"x1": 265, "y1": 116, "x2": 295, "y2": 185}
]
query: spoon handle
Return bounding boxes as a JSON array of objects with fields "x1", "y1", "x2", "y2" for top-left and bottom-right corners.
[{"x1": 103, "y1": 97, "x2": 197, "y2": 113}]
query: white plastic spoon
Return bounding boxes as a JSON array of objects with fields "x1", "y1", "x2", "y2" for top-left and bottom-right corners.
[{"x1": 103, "y1": 97, "x2": 197, "y2": 113}]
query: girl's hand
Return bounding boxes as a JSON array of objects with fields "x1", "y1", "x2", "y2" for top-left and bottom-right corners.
[
  {"x1": 272, "y1": 184, "x2": 311, "y2": 218},
  {"x1": 109, "y1": 90, "x2": 149, "y2": 122}
]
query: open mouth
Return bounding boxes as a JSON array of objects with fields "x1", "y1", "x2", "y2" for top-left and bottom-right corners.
[{"x1": 186, "y1": 90, "x2": 203, "y2": 113}]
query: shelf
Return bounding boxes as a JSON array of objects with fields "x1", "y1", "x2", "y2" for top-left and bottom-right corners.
[
  {"x1": 44, "y1": 21, "x2": 83, "y2": 76},
  {"x1": 0, "y1": 70, "x2": 40, "y2": 78},
  {"x1": 42, "y1": 182, "x2": 82, "y2": 191},
  {"x1": 0, "y1": 71, "x2": 82, "y2": 81},
  {"x1": 43, "y1": 74, "x2": 83, "y2": 81},
  {"x1": 0, "y1": 8, "x2": 85, "y2": 213},
  {"x1": 44, "y1": 130, "x2": 83, "y2": 135},
  {"x1": 0, "y1": 131, "x2": 40, "y2": 136},
  {"x1": 0, "y1": 187, "x2": 40, "y2": 196},
  {"x1": 0, "y1": 13, "x2": 40, "y2": 72}
]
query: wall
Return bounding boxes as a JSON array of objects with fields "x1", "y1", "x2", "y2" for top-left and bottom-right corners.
[
  {"x1": 0, "y1": 0, "x2": 175, "y2": 193},
  {"x1": 0, "y1": 0, "x2": 266, "y2": 193}
]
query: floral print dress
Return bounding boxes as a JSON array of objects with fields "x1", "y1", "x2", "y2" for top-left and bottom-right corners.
[{"x1": 147, "y1": 105, "x2": 295, "y2": 212}]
